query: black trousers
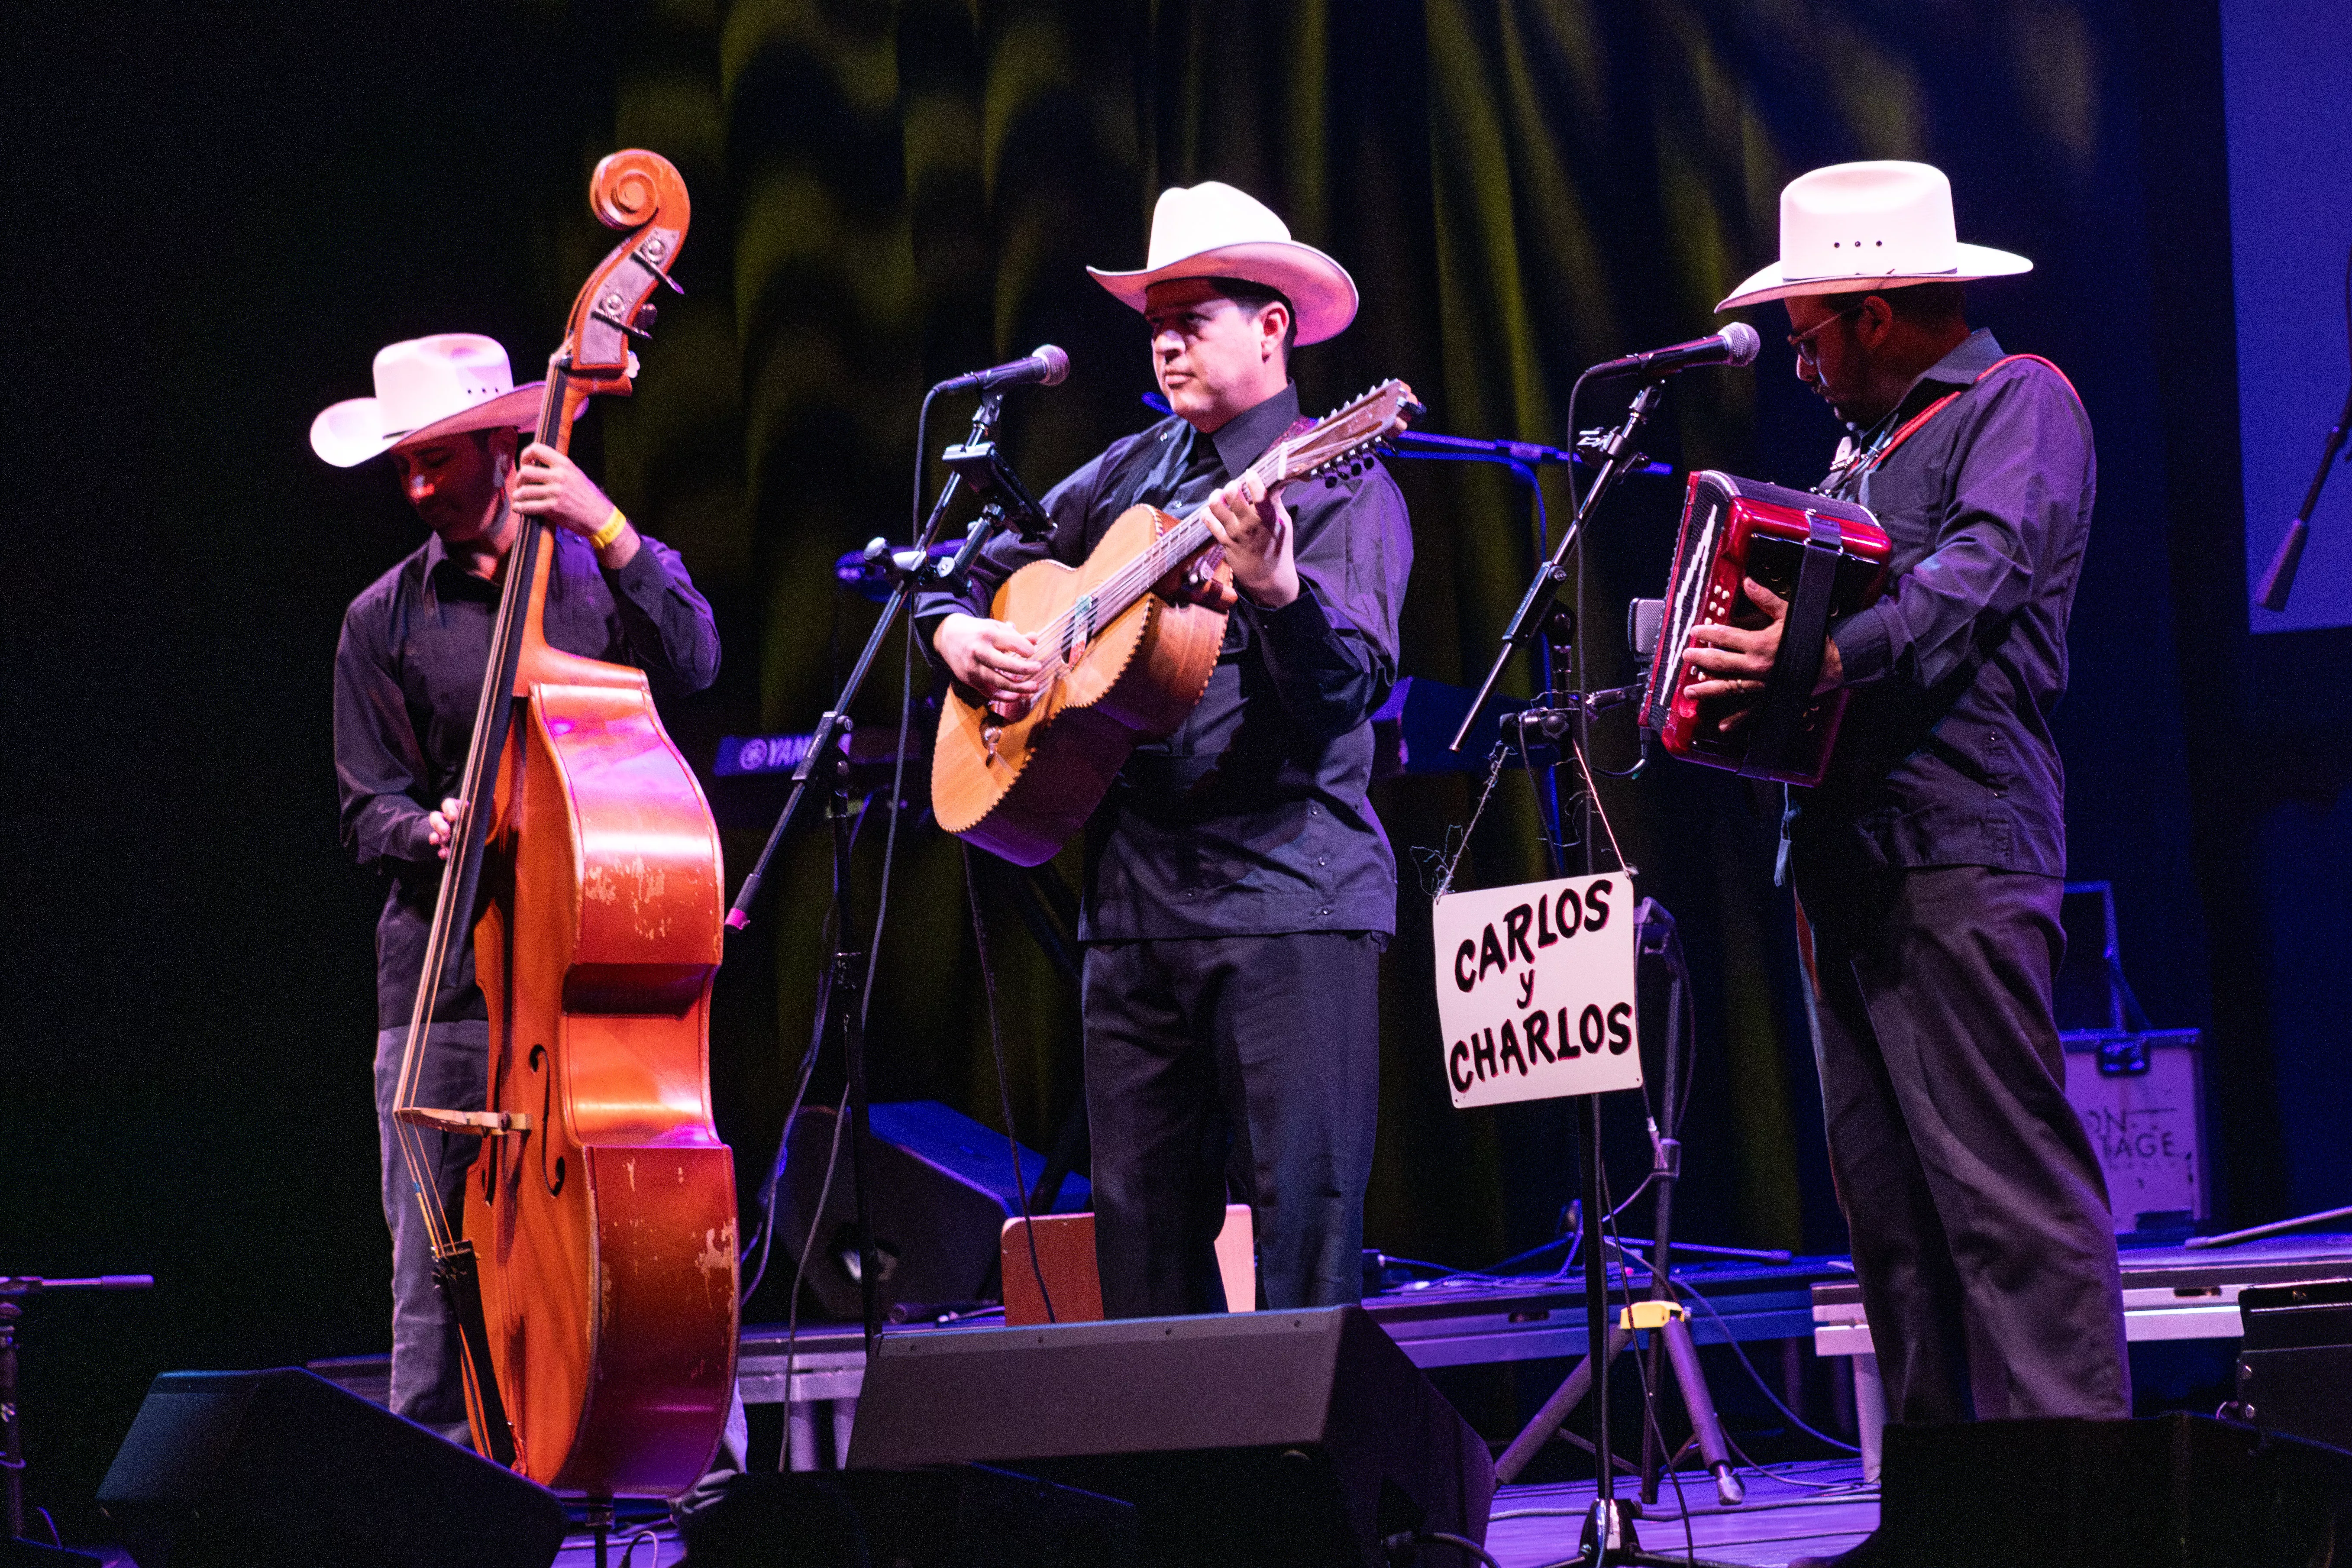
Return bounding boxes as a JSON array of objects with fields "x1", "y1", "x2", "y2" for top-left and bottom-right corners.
[
  {"x1": 1082, "y1": 931, "x2": 1384, "y2": 1318},
  {"x1": 1794, "y1": 858, "x2": 2130, "y2": 1423}
]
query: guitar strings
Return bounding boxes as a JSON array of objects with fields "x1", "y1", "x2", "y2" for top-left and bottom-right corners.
[
  {"x1": 1026, "y1": 458, "x2": 1262, "y2": 670},
  {"x1": 1012, "y1": 437, "x2": 1302, "y2": 689},
  {"x1": 998, "y1": 391, "x2": 1396, "y2": 709}
]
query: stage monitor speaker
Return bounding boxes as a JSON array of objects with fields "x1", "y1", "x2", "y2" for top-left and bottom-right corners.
[
  {"x1": 95, "y1": 1368, "x2": 569, "y2": 1568},
  {"x1": 2237, "y1": 1275, "x2": 2352, "y2": 1451},
  {"x1": 780, "y1": 1100, "x2": 1089, "y2": 1321},
  {"x1": 848, "y1": 1304, "x2": 1494, "y2": 1568},
  {"x1": 680, "y1": 1466, "x2": 1137, "y2": 1568},
  {"x1": 1869, "y1": 1412, "x2": 2352, "y2": 1567}
]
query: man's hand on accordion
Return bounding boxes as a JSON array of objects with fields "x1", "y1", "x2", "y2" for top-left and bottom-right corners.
[{"x1": 1684, "y1": 577, "x2": 1845, "y2": 731}]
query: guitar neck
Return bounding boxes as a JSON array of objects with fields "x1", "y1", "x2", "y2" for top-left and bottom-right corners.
[{"x1": 1089, "y1": 447, "x2": 1293, "y2": 626}]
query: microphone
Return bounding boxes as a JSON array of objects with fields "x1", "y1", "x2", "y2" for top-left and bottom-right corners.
[
  {"x1": 1590, "y1": 323, "x2": 1761, "y2": 378},
  {"x1": 932, "y1": 345, "x2": 1070, "y2": 396}
]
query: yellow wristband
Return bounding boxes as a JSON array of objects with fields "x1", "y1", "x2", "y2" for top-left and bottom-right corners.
[{"x1": 588, "y1": 507, "x2": 628, "y2": 551}]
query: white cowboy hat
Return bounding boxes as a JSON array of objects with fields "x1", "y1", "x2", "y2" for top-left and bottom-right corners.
[
  {"x1": 1716, "y1": 160, "x2": 2031, "y2": 313},
  {"x1": 310, "y1": 333, "x2": 543, "y2": 468},
  {"x1": 1088, "y1": 181, "x2": 1358, "y2": 346}
]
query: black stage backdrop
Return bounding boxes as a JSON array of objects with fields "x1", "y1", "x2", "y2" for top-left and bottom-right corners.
[{"x1": 10, "y1": 0, "x2": 2347, "y2": 1533}]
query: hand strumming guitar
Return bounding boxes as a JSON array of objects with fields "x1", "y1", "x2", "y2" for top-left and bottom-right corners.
[{"x1": 937, "y1": 614, "x2": 1047, "y2": 703}]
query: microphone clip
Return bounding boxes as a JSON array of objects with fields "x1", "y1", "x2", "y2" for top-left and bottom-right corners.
[
  {"x1": 942, "y1": 438, "x2": 1053, "y2": 542},
  {"x1": 1573, "y1": 427, "x2": 1646, "y2": 469}
]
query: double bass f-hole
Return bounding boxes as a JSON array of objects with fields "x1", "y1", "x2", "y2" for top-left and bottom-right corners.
[{"x1": 528, "y1": 1044, "x2": 565, "y2": 1197}]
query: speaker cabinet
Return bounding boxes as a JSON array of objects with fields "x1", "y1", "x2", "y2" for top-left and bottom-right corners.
[
  {"x1": 95, "y1": 1368, "x2": 569, "y2": 1568},
  {"x1": 680, "y1": 1466, "x2": 1136, "y2": 1568},
  {"x1": 781, "y1": 1100, "x2": 1089, "y2": 1321},
  {"x1": 1871, "y1": 1413, "x2": 2352, "y2": 1567},
  {"x1": 2237, "y1": 1276, "x2": 2352, "y2": 1451},
  {"x1": 848, "y1": 1305, "x2": 1494, "y2": 1568}
]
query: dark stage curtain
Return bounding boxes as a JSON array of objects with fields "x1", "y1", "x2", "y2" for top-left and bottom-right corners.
[{"x1": 536, "y1": 0, "x2": 2236, "y2": 1277}]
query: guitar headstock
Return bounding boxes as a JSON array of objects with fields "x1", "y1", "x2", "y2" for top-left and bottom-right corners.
[{"x1": 1269, "y1": 380, "x2": 1423, "y2": 484}]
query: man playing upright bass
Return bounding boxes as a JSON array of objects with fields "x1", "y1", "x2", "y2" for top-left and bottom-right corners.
[
  {"x1": 920, "y1": 183, "x2": 1413, "y2": 1318},
  {"x1": 1685, "y1": 160, "x2": 2129, "y2": 1566},
  {"x1": 316, "y1": 333, "x2": 721, "y2": 1445}
]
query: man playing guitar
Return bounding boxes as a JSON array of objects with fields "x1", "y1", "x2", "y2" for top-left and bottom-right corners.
[{"x1": 921, "y1": 183, "x2": 1413, "y2": 1317}]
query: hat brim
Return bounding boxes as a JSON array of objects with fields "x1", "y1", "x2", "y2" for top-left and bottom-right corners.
[
  {"x1": 309, "y1": 383, "x2": 546, "y2": 468},
  {"x1": 1715, "y1": 243, "x2": 2032, "y2": 313},
  {"x1": 1088, "y1": 241, "x2": 1359, "y2": 346}
]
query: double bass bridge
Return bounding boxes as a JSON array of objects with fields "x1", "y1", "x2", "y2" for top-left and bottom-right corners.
[{"x1": 394, "y1": 1106, "x2": 534, "y2": 1137}]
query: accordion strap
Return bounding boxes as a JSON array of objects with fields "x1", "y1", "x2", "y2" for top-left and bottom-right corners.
[{"x1": 1739, "y1": 508, "x2": 1845, "y2": 777}]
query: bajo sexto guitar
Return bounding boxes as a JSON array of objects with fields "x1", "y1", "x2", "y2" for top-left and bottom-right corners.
[{"x1": 932, "y1": 380, "x2": 1421, "y2": 866}]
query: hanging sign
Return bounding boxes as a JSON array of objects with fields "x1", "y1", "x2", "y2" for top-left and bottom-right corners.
[{"x1": 1432, "y1": 872, "x2": 1641, "y2": 1109}]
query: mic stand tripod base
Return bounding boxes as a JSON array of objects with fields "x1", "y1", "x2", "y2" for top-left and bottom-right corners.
[
  {"x1": 1582, "y1": 1496, "x2": 1641, "y2": 1562},
  {"x1": 1564, "y1": 1494, "x2": 1748, "y2": 1568}
]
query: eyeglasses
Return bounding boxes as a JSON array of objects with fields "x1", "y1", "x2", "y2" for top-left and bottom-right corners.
[{"x1": 1786, "y1": 302, "x2": 1868, "y2": 367}]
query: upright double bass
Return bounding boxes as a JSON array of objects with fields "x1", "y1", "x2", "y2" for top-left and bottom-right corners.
[{"x1": 389, "y1": 150, "x2": 736, "y2": 1499}]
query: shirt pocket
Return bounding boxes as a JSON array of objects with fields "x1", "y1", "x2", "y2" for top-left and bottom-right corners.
[{"x1": 1858, "y1": 465, "x2": 1942, "y2": 564}]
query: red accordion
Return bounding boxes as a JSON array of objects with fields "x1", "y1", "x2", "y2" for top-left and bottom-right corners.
[{"x1": 1638, "y1": 471, "x2": 1893, "y2": 787}]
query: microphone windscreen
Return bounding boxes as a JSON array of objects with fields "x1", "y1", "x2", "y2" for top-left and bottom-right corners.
[
  {"x1": 1721, "y1": 322, "x2": 1762, "y2": 367},
  {"x1": 1033, "y1": 344, "x2": 1071, "y2": 385}
]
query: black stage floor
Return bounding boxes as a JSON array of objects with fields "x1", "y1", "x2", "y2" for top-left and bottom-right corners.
[{"x1": 534, "y1": 1460, "x2": 1879, "y2": 1567}]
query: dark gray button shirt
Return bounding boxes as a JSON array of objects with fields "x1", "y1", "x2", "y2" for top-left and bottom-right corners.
[
  {"x1": 335, "y1": 526, "x2": 721, "y2": 1027},
  {"x1": 917, "y1": 383, "x2": 1414, "y2": 939},
  {"x1": 1796, "y1": 328, "x2": 2095, "y2": 876}
]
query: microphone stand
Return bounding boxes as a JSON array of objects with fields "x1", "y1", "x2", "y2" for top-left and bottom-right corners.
[
  {"x1": 1387, "y1": 431, "x2": 1667, "y2": 863},
  {"x1": 1449, "y1": 381, "x2": 1665, "y2": 756},
  {"x1": 2252, "y1": 379, "x2": 2352, "y2": 613},
  {"x1": 727, "y1": 388, "x2": 1048, "y2": 1353},
  {"x1": 2, "y1": 1274, "x2": 154, "y2": 1541},
  {"x1": 1438, "y1": 374, "x2": 1744, "y2": 1566}
]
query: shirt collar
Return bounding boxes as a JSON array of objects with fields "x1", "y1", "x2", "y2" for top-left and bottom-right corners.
[
  {"x1": 419, "y1": 526, "x2": 503, "y2": 602},
  {"x1": 1914, "y1": 327, "x2": 2005, "y2": 393},
  {"x1": 1205, "y1": 381, "x2": 1303, "y2": 478},
  {"x1": 1868, "y1": 327, "x2": 2006, "y2": 439}
]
